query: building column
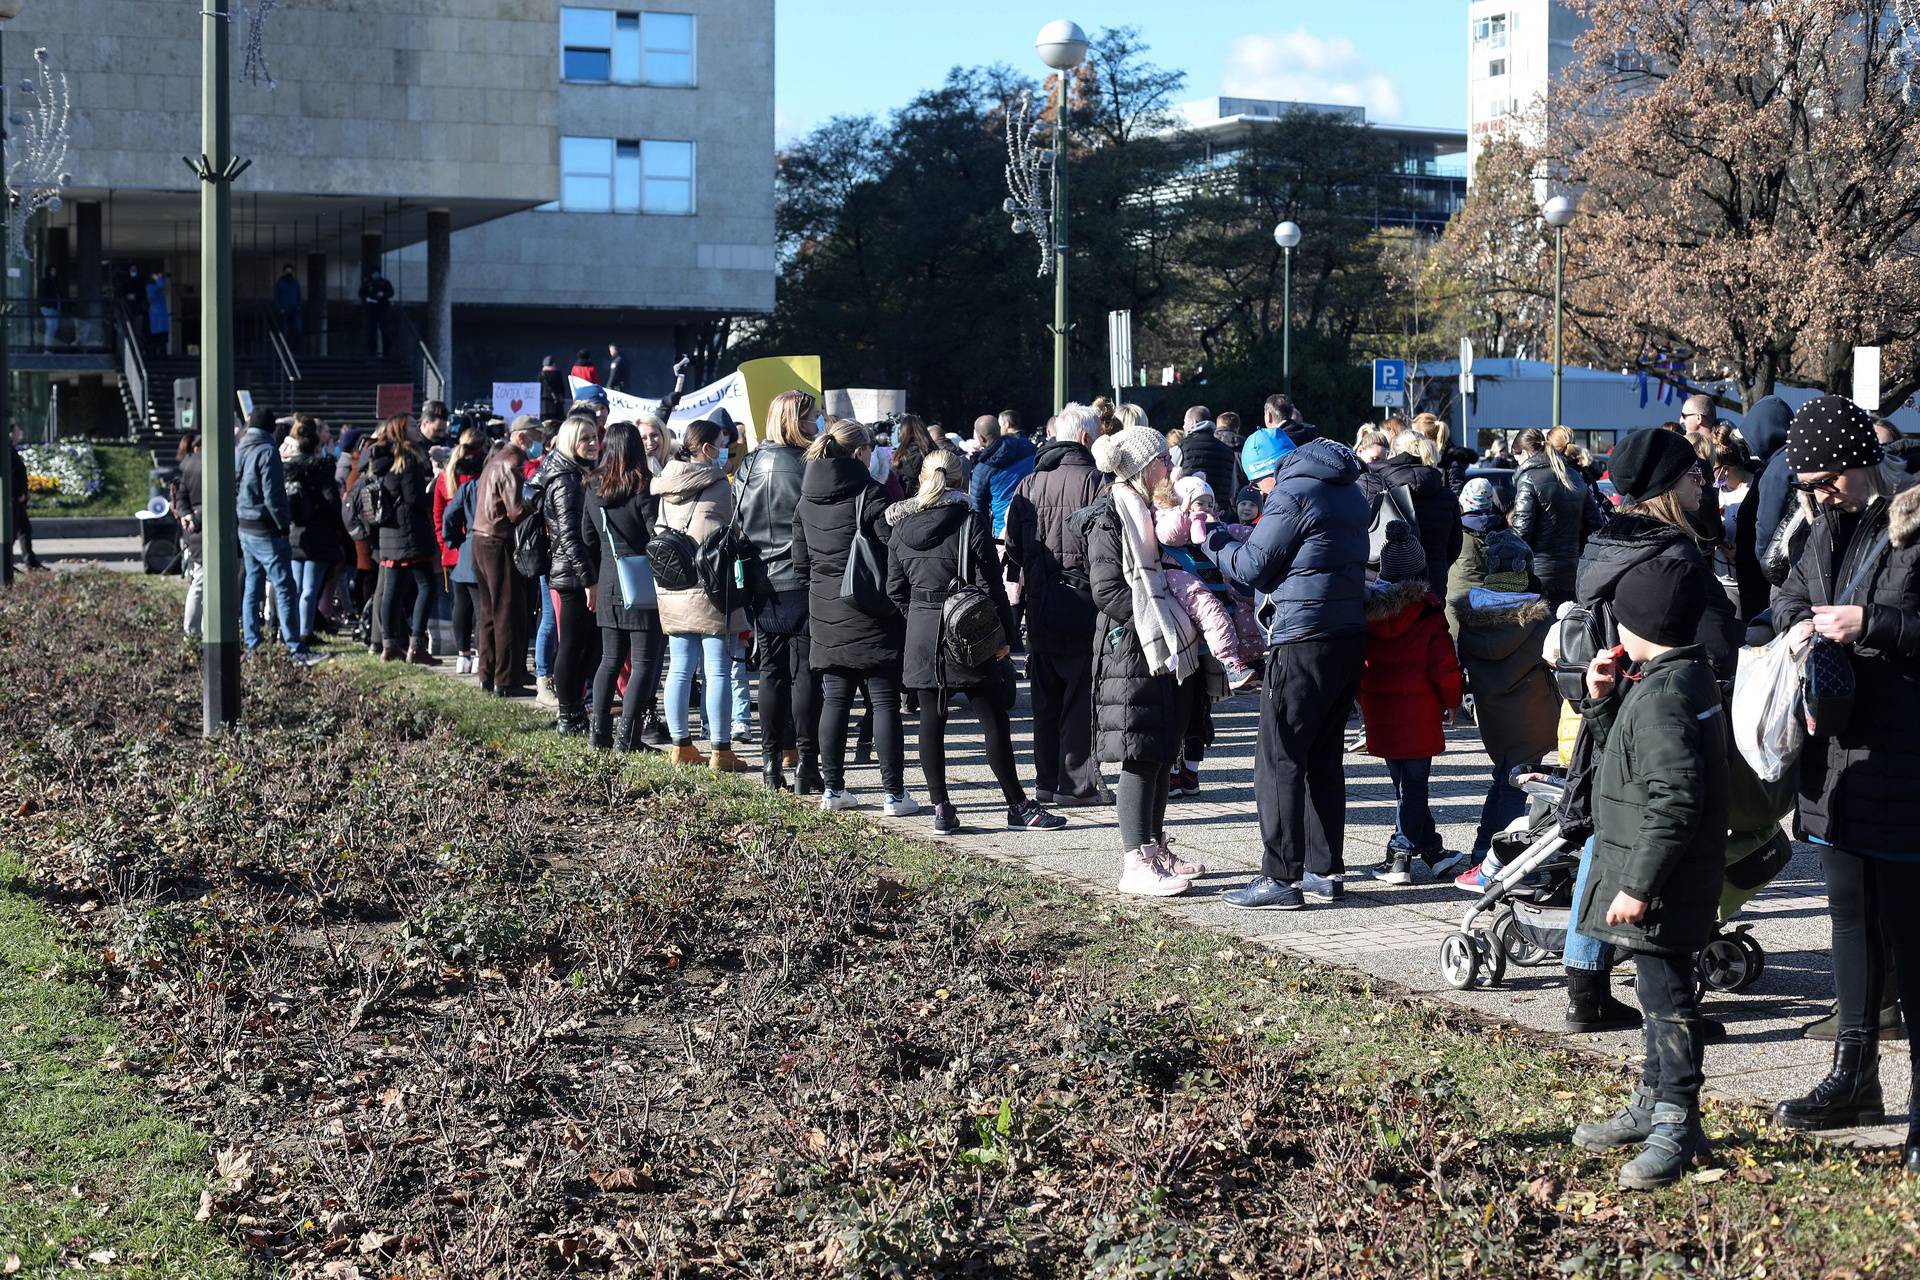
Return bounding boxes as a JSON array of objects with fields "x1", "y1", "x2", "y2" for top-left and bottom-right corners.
[
  {"x1": 359, "y1": 231, "x2": 383, "y2": 360},
  {"x1": 425, "y1": 209, "x2": 451, "y2": 404},
  {"x1": 75, "y1": 202, "x2": 102, "y2": 346},
  {"x1": 305, "y1": 252, "x2": 327, "y2": 356}
]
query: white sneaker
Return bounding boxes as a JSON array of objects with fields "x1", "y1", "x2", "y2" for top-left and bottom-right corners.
[
  {"x1": 883, "y1": 793, "x2": 920, "y2": 817},
  {"x1": 1116, "y1": 847, "x2": 1193, "y2": 898},
  {"x1": 820, "y1": 790, "x2": 860, "y2": 812}
]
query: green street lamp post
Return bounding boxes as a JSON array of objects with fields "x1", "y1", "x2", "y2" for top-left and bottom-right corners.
[
  {"x1": 1543, "y1": 194, "x2": 1576, "y2": 430},
  {"x1": 0, "y1": 0, "x2": 21, "y2": 589},
  {"x1": 1036, "y1": 19, "x2": 1087, "y2": 415},
  {"x1": 191, "y1": 1, "x2": 250, "y2": 732},
  {"x1": 1273, "y1": 220, "x2": 1301, "y2": 400}
]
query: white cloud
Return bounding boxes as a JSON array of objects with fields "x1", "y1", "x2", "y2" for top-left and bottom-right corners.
[{"x1": 1219, "y1": 30, "x2": 1405, "y2": 122}]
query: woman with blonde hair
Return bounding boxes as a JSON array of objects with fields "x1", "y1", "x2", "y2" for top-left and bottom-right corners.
[
  {"x1": 1116, "y1": 402, "x2": 1149, "y2": 431},
  {"x1": 1511, "y1": 424, "x2": 1598, "y2": 606},
  {"x1": 369, "y1": 413, "x2": 440, "y2": 663},
  {"x1": 530, "y1": 411, "x2": 602, "y2": 733},
  {"x1": 885, "y1": 450, "x2": 1065, "y2": 835},
  {"x1": 1353, "y1": 425, "x2": 1390, "y2": 464},
  {"x1": 736, "y1": 389, "x2": 823, "y2": 790},
  {"x1": 793, "y1": 418, "x2": 914, "y2": 813}
]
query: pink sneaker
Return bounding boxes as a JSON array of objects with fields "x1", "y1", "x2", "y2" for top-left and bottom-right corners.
[
  {"x1": 1153, "y1": 836, "x2": 1206, "y2": 878},
  {"x1": 1118, "y1": 847, "x2": 1192, "y2": 897},
  {"x1": 1453, "y1": 862, "x2": 1497, "y2": 893}
]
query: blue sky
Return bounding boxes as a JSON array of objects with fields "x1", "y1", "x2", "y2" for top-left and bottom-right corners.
[{"x1": 773, "y1": 0, "x2": 1467, "y2": 144}]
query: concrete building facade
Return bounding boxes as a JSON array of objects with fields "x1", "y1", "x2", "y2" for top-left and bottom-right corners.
[
  {"x1": 1465, "y1": 0, "x2": 1589, "y2": 181},
  {"x1": 4, "y1": 0, "x2": 774, "y2": 434}
]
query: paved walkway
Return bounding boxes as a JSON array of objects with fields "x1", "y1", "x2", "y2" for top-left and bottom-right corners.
[{"x1": 453, "y1": 648, "x2": 1908, "y2": 1145}]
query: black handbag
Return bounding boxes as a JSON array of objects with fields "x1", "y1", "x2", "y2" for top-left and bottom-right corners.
[
  {"x1": 838, "y1": 487, "x2": 894, "y2": 617},
  {"x1": 1761, "y1": 501, "x2": 1812, "y2": 587},
  {"x1": 940, "y1": 511, "x2": 1007, "y2": 675},
  {"x1": 1801, "y1": 526, "x2": 1891, "y2": 738}
]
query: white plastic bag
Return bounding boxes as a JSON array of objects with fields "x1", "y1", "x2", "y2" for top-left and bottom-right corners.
[{"x1": 1731, "y1": 631, "x2": 1806, "y2": 782}]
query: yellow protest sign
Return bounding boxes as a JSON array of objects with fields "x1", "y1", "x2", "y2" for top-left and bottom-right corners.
[{"x1": 737, "y1": 356, "x2": 823, "y2": 448}]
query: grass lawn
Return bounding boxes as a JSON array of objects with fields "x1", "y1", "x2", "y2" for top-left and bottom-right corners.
[{"x1": 25, "y1": 442, "x2": 157, "y2": 518}]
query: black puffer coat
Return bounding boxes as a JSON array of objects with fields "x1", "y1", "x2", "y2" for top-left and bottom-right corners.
[
  {"x1": 534, "y1": 448, "x2": 596, "y2": 591},
  {"x1": 284, "y1": 451, "x2": 344, "y2": 563},
  {"x1": 734, "y1": 443, "x2": 807, "y2": 596},
  {"x1": 1075, "y1": 495, "x2": 1187, "y2": 766},
  {"x1": 1510, "y1": 452, "x2": 1593, "y2": 600},
  {"x1": 1004, "y1": 439, "x2": 1105, "y2": 655},
  {"x1": 884, "y1": 494, "x2": 1016, "y2": 691},
  {"x1": 1771, "y1": 482, "x2": 1920, "y2": 857},
  {"x1": 1175, "y1": 422, "x2": 1239, "y2": 509},
  {"x1": 793, "y1": 455, "x2": 902, "y2": 672},
  {"x1": 369, "y1": 444, "x2": 435, "y2": 565},
  {"x1": 1361, "y1": 452, "x2": 1462, "y2": 588},
  {"x1": 1576, "y1": 511, "x2": 1740, "y2": 683}
]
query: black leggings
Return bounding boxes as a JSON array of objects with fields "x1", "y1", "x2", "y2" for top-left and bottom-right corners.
[
  {"x1": 1116, "y1": 761, "x2": 1171, "y2": 852},
  {"x1": 819, "y1": 667, "x2": 902, "y2": 796},
  {"x1": 551, "y1": 586, "x2": 596, "y2": 706},
  {"x1": 592, "y1": 620, "x2": 664, "y2": 744},
  {"x1": 916, "y1": 689, "x2": 1023, "y2": 808},
  {"x1": 379, "y1": 562, "x2": 436, "y2": 645},
  {"x1": 1822, "y1": 848, "x2": 1920, "y2": 1055},
  {"x1": 450, "y1": 581, "x2": 478, "y2": 651},
  {"x1": 757, "y1": 627, "x2": 819, "y2": 755}
]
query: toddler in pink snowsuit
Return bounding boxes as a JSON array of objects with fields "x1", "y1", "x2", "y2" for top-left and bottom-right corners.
[{"x1": 1154, "y1": 474, "x2": 1265, "y2": 689}]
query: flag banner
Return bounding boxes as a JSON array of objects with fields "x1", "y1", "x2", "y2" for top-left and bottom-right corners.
[{"x1": 571, "y1": 372, "x2": 750, "y2": 439}]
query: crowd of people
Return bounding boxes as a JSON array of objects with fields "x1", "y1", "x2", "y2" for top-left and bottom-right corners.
[{"x1": 172, "y1": 374, "x2": 1920, "y2": 1188}]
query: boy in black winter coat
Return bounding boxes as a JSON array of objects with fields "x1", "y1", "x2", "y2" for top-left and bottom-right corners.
[{"x1": 1570, "y1": 555, "x2": 1728, "y2": 1190}]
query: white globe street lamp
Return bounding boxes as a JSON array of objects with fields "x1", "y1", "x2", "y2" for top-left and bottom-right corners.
[
  {"x1": 1036, "y1": 19, "x2": 1089, "y2": 70},
  {"x1": 1273, "y1": 221, "x2": 1302, "y2": 396},
  {"x1": 1542, "y1": 195, "x2": 1578, "y2": 428}
]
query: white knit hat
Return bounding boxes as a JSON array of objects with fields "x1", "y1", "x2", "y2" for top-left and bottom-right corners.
[
  {"x1": 1092, "y1": 424, "x2": 1168, "y2": 482},
  {"x1": 1173, "y1": 473, "x2": 1214, "y2": 507}
]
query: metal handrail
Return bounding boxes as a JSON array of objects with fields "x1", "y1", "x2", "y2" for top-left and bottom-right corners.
[
  {"x1": 253, "y1": 299, "x2": 302, "y2": 384},
  {"x1": 114, "y1": 299, "x2": 152, "y2": 437},
  {"x1": 394, "y1": 306, "x2": 445, "y2": 404}
]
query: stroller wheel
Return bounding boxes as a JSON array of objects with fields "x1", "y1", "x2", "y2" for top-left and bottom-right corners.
[
  {"x1": 1476, "y1": 933, "x2": 1508, "y2": 988},
  {"x1": 1698, "y1": 934, "x2": 1762, "y2": 993},
  {"x1": 1439, "y1": 932, "x2": 1481, "y2": 990},
  {"x1": 1493, "y1": 908, "x2": 1551, "y2": 968}
]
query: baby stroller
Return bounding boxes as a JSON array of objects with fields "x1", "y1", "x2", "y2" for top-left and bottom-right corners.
[{"x1": 1437, "y1": 768, "x2": 1791, "y2": 993}]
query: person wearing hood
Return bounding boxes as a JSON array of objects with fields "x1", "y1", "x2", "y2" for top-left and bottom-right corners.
[
  {"x1": 648, "y1": 419, "x2": 749, "y2": 772},
  {"x1": 793, "y1": 419, "x2": 915, "y2": 815},
  {"x1": 884, "y1": 450, "x2": 1066, "y2": 836},
  {"x1": 1445, "y1": 476, "x2": 1507, "y2": 638},
  {"x1": 1453, "y1": 535, "x2": 1560, "y2": 870},
  {"x1": 1004, "y1": 403, "x2": 1110, "y2": 806},
  {"x1": 1734, "y1": 395, "x2": 1796, "y2": 619},
  {"x1": 532, "y1": 413, "x2": 601, "y2": 734},
  {"x1": 235, "y1": 406, "x2": 309, "y2": 659},
  {"x1": 1202, "y1": 431, "x2": 1371, "y2": 911},
  {"x1": 1356, "y1": 522, "x2": 1465, "y2": 886},
  {"x1": 1768, "y1": 397, "x2": 1920, "y2": 1175},
  {"x1": 1359, "y1": 427, "x2": 1463, "y2": 589},
  {"x1": 1076, "y1": 424, "x2": 1209, "y2": 898},
  {"x1": 735, "y1": 390, "x2": 822, "y2": 791},
  {"x1": 967, "y1": 414, "x2": 1039, "y2": 538}
]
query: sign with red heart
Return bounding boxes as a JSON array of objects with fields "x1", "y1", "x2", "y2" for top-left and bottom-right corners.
[{"x1": 493, "y1": 382, "x2": 541, "y2": 421}]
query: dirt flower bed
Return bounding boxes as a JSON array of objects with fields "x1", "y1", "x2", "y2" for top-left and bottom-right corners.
[{"x1": 2, "y1": 574, "x2": 1916, "y2": 1278}]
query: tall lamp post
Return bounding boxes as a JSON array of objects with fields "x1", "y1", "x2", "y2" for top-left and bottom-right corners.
[
  {"x1": 0, "y1": 0, "x2": 21, "y2": 590},
  {"x1": 1273, "y1": 220, "x2": 1301, "y2": 400},
  {"x1": 1036, "y1": 19, "x2": 1087, "y2": 414},
  {"x1": 190, "y1": 1, "x2": 249, "y2": 732},
  {"x1": 1543, "y1": 194, "x2": 1576, "y2": 430}
]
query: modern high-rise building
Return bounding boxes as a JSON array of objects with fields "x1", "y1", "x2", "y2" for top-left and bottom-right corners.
[
  {"x1": 1465, "y1": 0, "x2": 1590, "y2": 182},
  {"x1": 4, "y1": 0, "x2": 773, "y2": 439}
]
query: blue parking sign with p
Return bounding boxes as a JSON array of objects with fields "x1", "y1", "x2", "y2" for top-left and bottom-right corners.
[{"x1": 1373, "y1": 358, "x2": 1407, "y2": 407}]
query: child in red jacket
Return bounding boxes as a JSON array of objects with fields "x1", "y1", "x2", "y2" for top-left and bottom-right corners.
[{"x1": 1360, "y1": 521, "x2": 1465, "y2": 885}]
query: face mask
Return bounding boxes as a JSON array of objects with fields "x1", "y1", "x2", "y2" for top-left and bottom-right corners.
[
  {"x1": 714, "y1": 447, "x2": 730, "y2": 465},
  {"x1": 525, "y1": 440, "x2": 544, "y2": 460},
  {"x1": 816, "y1": 414, "x2": 828, "y2": 434}
]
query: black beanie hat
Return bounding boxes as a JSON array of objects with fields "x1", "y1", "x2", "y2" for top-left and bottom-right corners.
[
  {"x1": 1612, "y1": 556, "x2": 1708, "y2": 648},
  {"x1": 1608, "y1": 427, "x2": 1698, "y2": 503},
  {"x1": 1787, "y1": 395, "x2": 1883, "y2": 474}
]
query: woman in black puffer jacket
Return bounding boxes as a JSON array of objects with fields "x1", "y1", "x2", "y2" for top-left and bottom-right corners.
[
  {"x1": 885, "y1": 450, "x2": 1063, "y2": 837},
  {"x1": 369, "y1": 413, "x2": 439, "y2": 664},
  {"x1": 284, "y1": 414, "x2": 345, "y2": 652},
  {"x1": 1511, "y1": 426, "x2": 1597, "y2": 607},
  {"x1": 532, "y1": 412, "x2": 601, "y2": 735}
]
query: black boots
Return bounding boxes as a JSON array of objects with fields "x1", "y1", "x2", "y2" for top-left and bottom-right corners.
[
  {"x1": 556, "y1": 701, "x2": 590, "y2": 738},
  {"x1": 1774, "y1": 1040, "x2": 1885, "y2": 1130},
  {"x1": 763, "y1": 759, "x2": 790, "y2": 791},
  {"x1": 1565, "y1": 967, "x2": 1643, "y2": 1034},
  {"x1": 795, "y1": 750, "x2": 824, "y2": 796},
  {"x1": 1905, "y1": 1120, "x2": 1920, "y2": 1177}
]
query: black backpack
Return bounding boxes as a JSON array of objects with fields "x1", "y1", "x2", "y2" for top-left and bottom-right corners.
[
  {"x1": 940, "y1": 511, "x2": 1006, "y2": 676},
  {"x1": 354, "y1": 474, "x2": 393, "y2": 535},
  {"x1": 1551, "y1": 598, "x2": 1617, "y2": 703},
  {"x1": 647, "y1": 519, "x2": 701, "y2": 592},
  {"x1": 696, "y1": 522, "x2": 748, "y2": 608}
]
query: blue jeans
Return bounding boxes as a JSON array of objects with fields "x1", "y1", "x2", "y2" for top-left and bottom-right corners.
[
  {"x1": 1385, "y1": 757, "x2": 1439, "y2": 855},
  {"x1": 1565, "y1": 835, "x2": 1614, "y2": 972},
  {"x1": 239, "y1": 531, "x2": 300, "y2": 653},
  {"x1": 665, "y1": 634, "x2": 731, "y2": 747},
  {"x1": 535, "y1": 575, "x2": 557, "y2": 678},
  {"x1": 294, "y1": 559, "x2": 328, "y2": 645},
  {"x1": 729, "y1": 635, "x2": 751, "y2": 731},
  {"x1": 1474, "y1": 761, "x2": 1529, "y2": 855}
]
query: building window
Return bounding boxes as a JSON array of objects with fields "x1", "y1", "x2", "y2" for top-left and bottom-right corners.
[
  {"x1": 1473, "y1": 13, "x2": 1508, "y2": 50},
  {"x1": 1488, "y1": 58, "x2": 1506, "y2": 77},
  {"x1": 560, "y1": 7, "x2": 696, "y2": 85},
  {"x1": 560, "y1": 135, "x2": 694, "y2": 214}
]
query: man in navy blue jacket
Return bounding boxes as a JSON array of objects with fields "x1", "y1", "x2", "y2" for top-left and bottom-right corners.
[{"x1": 1205, "y1": 433, "x2": 1371, "y2": 910}]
